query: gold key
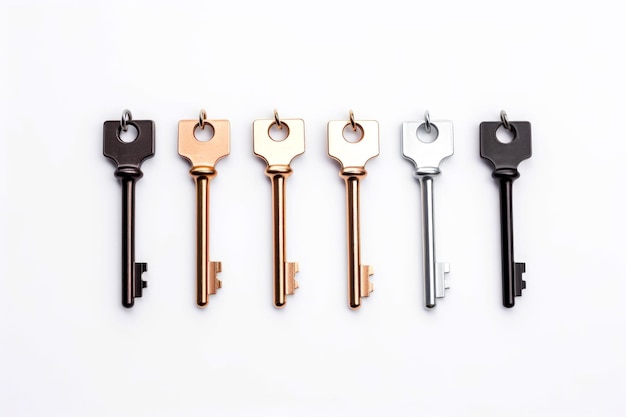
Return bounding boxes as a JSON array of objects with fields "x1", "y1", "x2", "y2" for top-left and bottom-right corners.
[
  {"x1": 254, "y1": 110, "x2": 304, "y2": 308},
  {"x1": 328, "y1": 110, "x2": 379, "y2": 309},
  {"x1": 179, "y1": 109, "x2": 230, "y2": 308}
]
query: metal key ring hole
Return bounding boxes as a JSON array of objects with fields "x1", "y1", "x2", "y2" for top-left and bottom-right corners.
[
  {"x1": 268, "y1": 122, "x2": 289, "y2": 141},
  {"x1": 118, "y1": 123, "x2": 139, "y2": 143},
  {"x1": 496, "y1": 124, "x2": 516, "y2": 144},
  {"x1": 416, "y1": 123, "x2": 439, "y2": 143},
  {"x1": 342, "y1": 123, "x2": 364, "y2": 143},
  {"x1": 194, "y1": 122, "x2": 215, "y2": 142}
]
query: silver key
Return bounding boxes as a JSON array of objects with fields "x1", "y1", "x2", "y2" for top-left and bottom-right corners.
[{"x1": 402, "y1": 111, "x2": 453, "y2": 309}]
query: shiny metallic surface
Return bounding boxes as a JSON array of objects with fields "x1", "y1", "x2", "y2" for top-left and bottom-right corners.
[
  {"x1": 120, "y1": 109, "x2": 132, "y2": 132},
  {"x1": 500, "y1": 110, "x2": 511, "y2": 130},
  {"x1": 328, "y1": 120, "x2": 379, "y2": 168},
  {"x1": 178, "y1": 117, "x2": 230, "y2": 308},
  {"x1": 273, "y1": 109, "x2": 282, "y2": 129},
  {"x1": 349, "y1": 109, "x2": 357, "y2": 131},
  {"x1": 328, "y1": 115, "x2": 379, "y2": 309},
  {"x1": 402, "y1": 118, "x2": 453, "y2": 309},
  {"x1": 254, "y1": 117, "x2": 304, "y2": 308},
  {"x1": 198, "y1": 109, "x2": 208, "y2": 129}
]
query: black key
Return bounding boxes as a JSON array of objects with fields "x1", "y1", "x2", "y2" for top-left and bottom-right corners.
[
  {"x1": 103, "y1": 110, "x2": 155, "y2": 308},
  {"x1": 480, "y1": 111, "x2": 531, "y2": 308}
]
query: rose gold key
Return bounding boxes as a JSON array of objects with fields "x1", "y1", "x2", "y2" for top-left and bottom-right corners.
[
  {"x1": 179, "y1": 109, "x2": 230, "y2": 308},
  {"x1": 254, "y1": 110, "x2": 304, "y2": 308},
  {"x1": 328, "y1": 111, "x2": 379, "y2": 309}
]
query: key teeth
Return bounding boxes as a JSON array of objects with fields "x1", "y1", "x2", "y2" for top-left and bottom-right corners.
[
  {"x1": 514, "y1": 262, "x2": 526, "y2": 296},
  {"x1": 360, "y1": 265, "x2": 374, "y2": 297},
  {"x1": 134, "y1": 263, "x2": 147, "y2": 297},
  {"x1": 286, "y1": 262, "x2": 299, "y2": 295},
  {"x1": 209, "y1": 261, "x2": 222, "y2": 294},
  {"x1": 435, "y1": 262, "x2": 450, "y2": 298}
]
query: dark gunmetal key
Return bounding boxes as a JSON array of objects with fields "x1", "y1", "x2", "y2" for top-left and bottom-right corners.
[
  {"x1": 103, "y1": 110, "x2": 155, "y2": 308},
  {"x1": 480, "y1": 111, "x2": 531, "y2": 308}
]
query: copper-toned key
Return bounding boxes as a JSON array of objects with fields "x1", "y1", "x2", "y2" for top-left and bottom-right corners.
[
  {"x1": 179, "y1": 110, "x2": 230, "y2": 308},
  {"x1": 328, "y1": 111, "x2": 379, "y2": 309},
  {"x1": 254, "y1": 110, "x2": 304, "y2": 308}
]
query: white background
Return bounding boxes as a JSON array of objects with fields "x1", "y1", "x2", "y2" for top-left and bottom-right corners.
[{"x1": 1, "y1": 0, "x2": 625, "y2": 416}]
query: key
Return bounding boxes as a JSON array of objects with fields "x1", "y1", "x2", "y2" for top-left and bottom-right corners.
[
  {"x1": 253, "y1": 110, "x2": 304, "y2": 308},
  {"x1": 480, "y1": 111, "x2": 532, "y2": 308},
  {"x1": 402, "y1": 111, "x2": 453, "y2": 309},
  {"x1": 328, "y1": 111, "x2": 379, "y2": 309},
  {"x1": 179, "y1": 109, "x2": 230, "y2": 308},
  {"x1": 103, "y1": 110, "x2": 154, "y2": 308}
]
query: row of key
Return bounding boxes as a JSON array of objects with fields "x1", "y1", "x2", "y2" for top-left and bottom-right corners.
[{"x1": 103, "y1": 109, "x2": 532, "y2": 310}]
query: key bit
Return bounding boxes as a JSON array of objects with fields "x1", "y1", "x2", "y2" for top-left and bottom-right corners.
[
  {"x1": 253, "y1": 111, "x2": 304, "y2": 308},
  {"x1": 480, "y1": 111, "x2": 531, "y2": 308},
  {"x1": 435, "y1": 262, "x2": 450, "y2": 298},
  {"x1": 328, "y1": 111, "x2": 379, "y2": 309},
  {"x1": 103, "y1": 110, "x2": 154, "y2": 308},
  {"x1": 179, "y1": 111, "x2": 229, "y2": 308},
  {"x1": 402, "y1": 113, "x2": 453, "y2": 309}
]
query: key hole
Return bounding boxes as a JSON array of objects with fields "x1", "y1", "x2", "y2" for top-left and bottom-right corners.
[
  {"x1": 194, "y1": 123, "x2": 215, "y2": 142},
  {"x1": 342, "y1": 123, "x2": 364, "y2": 143},
  {"x1": 496, "y1": 124, "x2": 515, "y2": 144},
  {"x1": 268, "y1": 122, "x2": 289, "y2": 141},
  {"x1": 119, "y1": 124, "x2": 139, "y2": 143},
  {"x1": 416, "y1": 123, "x2": 439, "y2": 143}
]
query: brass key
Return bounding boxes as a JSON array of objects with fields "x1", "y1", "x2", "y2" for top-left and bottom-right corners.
[
  {"x1": 328, "y1": 111, "x2": 379, "y2": 309},
  {"x1": 254, "y1": 110, "x2": 304, "y2": 308},
  {"x1": 179, "y1": 110, "x2": 230, "y2": 308}
]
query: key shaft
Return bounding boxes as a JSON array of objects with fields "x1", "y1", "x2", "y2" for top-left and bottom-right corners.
[
  {"x1": 328, "y1": 118, "x2": 379, "y2": 309},
  {"x1": 417, "y1": 176, "x2": 450, "y2": 307},
  {"x1": 267, "y1": 166, "x2": 298, "y2": 306},
  {"x1": 254, "y1": 118, "x2": 304, "y2": 308},
  {"x1": 402, "y1": 119, "x2": 453, "y2": 309},
  {"x1": 119, "y1": 176, "x2": 147, "y2": 307},
  {"x1": 496, "y1": 178, "x2": 526, "y2": 307},
  {"x1": 179, "y1": 119, "x2": 229, "y2": 308},
  {"x1": 103, "y1": 116, "x2": 154, "y2": 308},
  {"x1": 192, "y1": 169, "x2": 222, "y2": 307},
  {"x1": 342, "y1": 171, "x2": 373, "y2": 308}
]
